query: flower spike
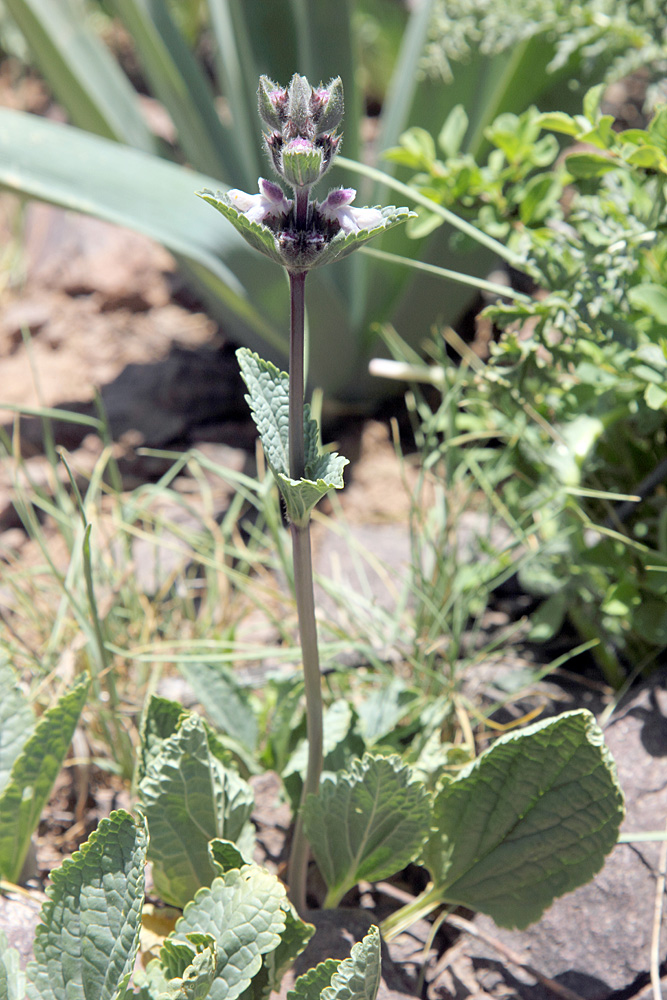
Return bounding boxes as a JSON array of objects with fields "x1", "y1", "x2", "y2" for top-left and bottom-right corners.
[{"x1": 198, "y1": 72, "x2": 415, "y2": 273}]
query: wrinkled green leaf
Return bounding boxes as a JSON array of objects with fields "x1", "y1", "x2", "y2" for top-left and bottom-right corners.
[
  {"x1": 239, "y1": 901, "x2": 314, "y2": 1000},
  {"x1": 158, "y1": 934, "x2": 217, "y2": 999},
  {"x1": 0, "y1": 673, "x2": 89, "y2": 883},
  {"x1": 209, "y1": 839, "x2": 248, "y2": 874},
  {"x1": 355, "y1": 679, "x2": 419, "y2": 746},
  {"x1": 236, "y1": 349, "x2": 348, "y2": 526},
  {"x1": 322, "y1": 926, "x2": 381, "y2": 1000},
  {"x1": 0, "y1": 931, "x2": 25, "y2": 1000},
  {"x1": 286, "y1": 961, "x2": 340, "y2": 1000},
  {"x1": 284, "y1": 700, "x2": 355, "y2": 783},
  {"x1": 423, "y1": 710, "x2": 625, "y2": 929},
  {"x1": 137, "y1": 695, "x2": 185, "y2": 787},
  {"x1": 179, "y1": 663, "x2": 258, "y2": 752},
  {"x1": 0, "y1": 659, "x2": 35, "y2": 794},
  {"x1": 26, "y1": 810, "x2": 147, "y2": 1000},
  {"x1": 139, "y1": 712, "x2": 255, "y2": 908},
  {"x1": 303, "y1": 754, "x2": 430, "y2": 907},
  {"x1": 173, "y1": 866, "x2": 287, "y2": 1000}
]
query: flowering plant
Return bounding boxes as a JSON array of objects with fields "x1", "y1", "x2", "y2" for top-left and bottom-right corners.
[{"x1": 199, "y1": 74, "x2": 412, "y2": 911}]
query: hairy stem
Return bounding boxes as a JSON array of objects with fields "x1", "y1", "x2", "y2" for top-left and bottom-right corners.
[
  {"x1": 286, "y1": 268, "x2": 323, "y2": 914},
  {"x1": 289, "y1": 271, "x2": 306, "y2": 481},
  {"x1": 287, "y1": 520, "x2": 323, "y2": 912}
]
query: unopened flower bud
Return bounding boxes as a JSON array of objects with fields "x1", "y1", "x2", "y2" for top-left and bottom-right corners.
[
  {"x1": 258, "y1": 76, "x2": 287, "y2": 131},
  {"x1": 281, "y1": 138, "x2": 324, "y2": 188},
  {"x1": 286, "y1": 74, "x2": 315, "y2": 137},
  {"x1": 311, "y1": 78, "x2": 344, "y2": 134}
]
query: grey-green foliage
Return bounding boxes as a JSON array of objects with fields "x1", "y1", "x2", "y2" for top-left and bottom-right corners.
[
  {"x1": 237, "y1": 349, "x2": 348, "y2": 527},
  {"x1": 424, "y1": 0, "x2": 667, "y2": 83},
  {"x1": 140, "y1": 865, "x2": 290, "y2": 1000},
  {"x1": 0, "y1": 659, "x2": 35, "y2": 791},
  {"x1": 287, "y1": 926, "x2": 381, "y2": 1000},
  {"x1": 26, "y1": 809, "x2": 147, "y2": 1000},
  {"x1": 423, "y1": 710, "x2": 624, "y2": 929},
  {"x1": 302, "y1": 754, "x2": 430, "y2": 908},
  {"x1": 0, "y1": 931, "x2": 25, "y2": 1000},
  {"x1": 178, "y1": 662, "x2": 258, "y2": 754},
  {"x1": 138, "y1": 699, "x2": 255, "y2": 908},
  {"x1": 0, "y1": 672, "x2": 89, "y2": 884}
]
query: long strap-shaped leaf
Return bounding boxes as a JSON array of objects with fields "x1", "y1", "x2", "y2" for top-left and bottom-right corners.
[
  {"x1": 4, "y1": 0, "x2": 155, "y2": 151},
  {"x1": 112, "y1": 0, "x2": 246, "y2": 184},
  {"x1": 0, "y1": 108, "x2": 285, "y2": 352}
]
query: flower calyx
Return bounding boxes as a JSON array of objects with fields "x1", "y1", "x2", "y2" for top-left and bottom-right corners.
[{"x1": 197, "y1": 182, "x2": 413, "y2": 274}]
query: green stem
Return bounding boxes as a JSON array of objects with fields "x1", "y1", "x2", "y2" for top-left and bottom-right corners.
[
  {"x1": 380, "y1": 882, "x2": 443, "y2": 941},
  {"x1": 289, "y1": 271, "x2": 306, "y2": 481},
  {"x1": 286, "y1": 268, "x2": 324, "y2": 914},
  {"x1": 287, "y1": 520, "x2": 323, "y2": 912}
]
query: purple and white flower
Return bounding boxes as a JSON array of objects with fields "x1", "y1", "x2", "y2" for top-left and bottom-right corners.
[
  {"x1": 227, "y1": 177, "x2": 292, "y2": 226},
  {"x1": 318, "y1": 188, "x2": 384, "y2": 235}
]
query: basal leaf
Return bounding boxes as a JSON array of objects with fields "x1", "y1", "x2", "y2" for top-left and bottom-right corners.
[
  {"x1": 167, "y1": 944, "x2": 217, "y2": 1000},
  {"x1": 158, "y1": 934, "x2": 217, "y2": 999},
  {"x1": 239, "y1": 900, "x2": 314, "y2": 1000},
  {"x1": 139, "y1": 712, "x2": 255, "y2": 908},
  {"x1": 179, "y1": 662, "x2": 258, "y2": 752},
  {"x1": 0, "y1": 673, "x2": 89, "y2": 883},
  {"x1": 137, "y1": 695, "x2": 186, "y2": 787},
  {"x1": 321, "y1": 926, "x2": 381, "y2": 1000},
  {"x1": 286, "y1": 961, "x2": 340, "y2": 1000},
  {"x1": 302, "y1": 754, "x2": 430, "y2": 907},
  {"x1": 355, "y1": 679, "x2": 420, "y2": 746},
  {"x1": 283, "y1": 700, "x2": 359, "y2": 787},
  {"x1": 173, "y1": 866, "x2": 287, "y2": 1000},
  {"x1": 0, "y1": 659, "x2": 35, "y2": 794},
  {"x1": 209, "y1": 839, "x2": 248, "y2": 874},
  {"x1": 0, "y1": 931, "x2": 25, "y2": 1000},
  {"x1": 423, "y1": 710, "x2": 625, "y2": 929},
  {"x1": 26, "y1": 810, "x2": 147, "y2": 1000},
  {"x1": 236, "y1": 349, "x2": 348, "y2": 526}
]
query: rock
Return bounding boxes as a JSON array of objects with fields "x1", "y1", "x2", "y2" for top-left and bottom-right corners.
[
  {"x1": 23, "y1": 204, "x2": 174, "y2": 310},
  {"x1": 272, "y1": 908, "x2": 417, "y2": 1000},
  {"x1": 0, "y1": 888, "x2": 43, "y2": 968},
  {"x1": 455, "y1": 670, "x2": 667, "y2": 999}
]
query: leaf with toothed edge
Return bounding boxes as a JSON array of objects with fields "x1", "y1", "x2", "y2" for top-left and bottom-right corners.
[
  {"x1": 302, "y1": 753, "x2": 430, "y2": 907},
  {"x1": 286, "y1": 926, "x2": 381, "y2": 1000},
  {"x1": 423, "y1": 709, "x2": 625, "y2": 929},
  {"x1": 236, "y1": 348, "x2": 348, "y2": 526},
  {"x1": 0, "y1": 673, "x2": 89, "y2": 884},
  {"x1": 171, "y1": 865, "x2": 288, "y2": 1000},
  {"x1": 0, "y1": 932, "x2": 25, "y2": 1000},
  {"x1": 26, "y1": 810, "x2": 147, "y2": 1000},
  {"x1": 138, "y1": 712, "x2": 255, "y2": 908}
]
